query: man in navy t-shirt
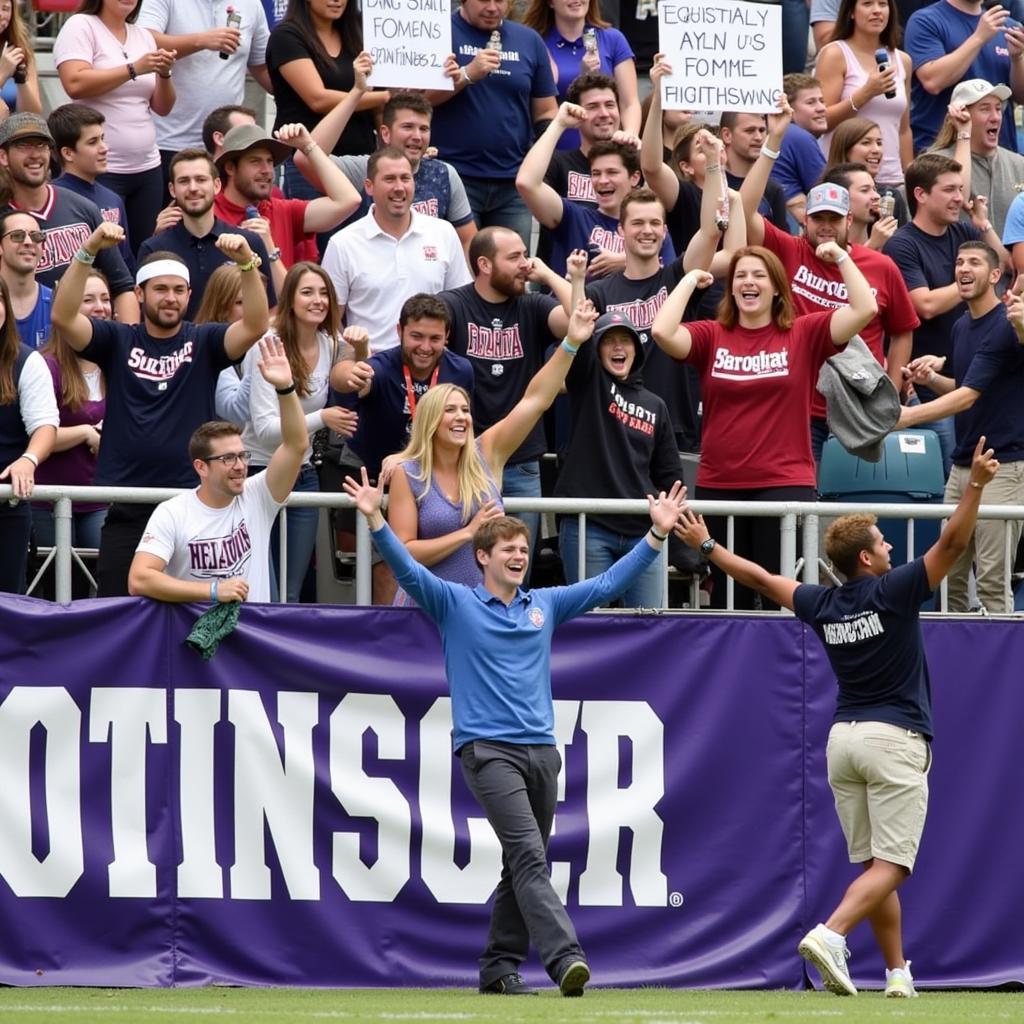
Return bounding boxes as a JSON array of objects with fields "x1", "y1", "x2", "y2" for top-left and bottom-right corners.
[
  {"x1": 899, "y1": 239, "x2": 1024, "y2": 613},
  {"x1": 517, "y1": 102, "x2": 675, "y2": 279},
  {"x1": 50, "y1": 221, "x2": 270, "y2": 596},
  {"x1": 675, "y1": 437, "x2": 1000, "y2": 998}
]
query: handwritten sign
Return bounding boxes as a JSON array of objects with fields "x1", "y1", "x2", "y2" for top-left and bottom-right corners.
[
  {"x1": 658, "y1": 0, "x2": 782, "y2": 113},
  {"x1": 363, "y1": 0, "x2": 453, "y2": 91}
]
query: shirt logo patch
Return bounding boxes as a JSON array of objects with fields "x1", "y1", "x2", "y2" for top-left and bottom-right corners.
[
  {"x1": 422, "y1": 245, "x2": 438, "y2": 261},
  {"x1": 528, "y1": 607, "x2": 545, "y2": 628}
]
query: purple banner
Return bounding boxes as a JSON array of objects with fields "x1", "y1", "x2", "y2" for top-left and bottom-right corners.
[{"x1": 0, "y1": 596, "x2": 1021, "y2": 989}]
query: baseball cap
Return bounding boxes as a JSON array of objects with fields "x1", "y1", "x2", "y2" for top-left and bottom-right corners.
[
  {"x1": 950, "y1": 79, "x2": 1012, "y2": 107},
  {"x1": 215, "y1": 125, "x2": 292, "y2": 170},
  {"x1": 806, "y1": 182, "x2": 850, "y2": 217},
  {"x1": 0, "y1": 112, "x2": 54, "y2": 149},
  {"x1": 592, "y1": 311, "x2": 644, "y2": 347}
]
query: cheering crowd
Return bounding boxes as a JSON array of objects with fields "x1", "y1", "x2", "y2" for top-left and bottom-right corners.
[{"x1": 0, "y1": 0, "x2": 1022, "y2": 612}]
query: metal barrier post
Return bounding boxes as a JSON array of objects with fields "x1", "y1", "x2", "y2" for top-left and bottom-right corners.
[
  {"x1": 355, "y1": 513, "x2": 372, "y2": 606},
  {"x1": 576, "y1": 512, "x2": 586, "y2": 582},
  {"x1": 780, "y1": 512, "x2": 797, "y2": 580},
  {"x1": 802, "y1": 512, "x2": 819, "y2": 583},
  {"x1": 278, "y1": 507, "x2": 289, "y2": 603},
  {"x1": 54, "y1": 496, "x2": 73, "y2": 604}
]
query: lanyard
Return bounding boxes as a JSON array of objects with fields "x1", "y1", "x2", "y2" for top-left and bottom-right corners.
[{"x1": 402, "y1": 364, "x2": 439, "y2": 418}]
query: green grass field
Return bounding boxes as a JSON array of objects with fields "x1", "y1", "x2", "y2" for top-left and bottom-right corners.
[{"x1": 0, "y1": 987, "x2": 1021, "y2": 1024}]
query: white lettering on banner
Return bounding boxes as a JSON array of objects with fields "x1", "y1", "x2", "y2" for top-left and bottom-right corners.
[
  {"x1": 330, "y1": 694, "x2": 411, "y2": 901},
  {"x1": 711, "y1": 346, "x2": 789, "y2": 380},
  {"x1": 89, "y1": 688, "x2": 167, "y2": 898},
  {"x1": 0, "y1": 687, "x2": 83, "y2": 897},
  {"x1": 658, "y1": 0, "x2": 782, "y2": 114},
  {"x1": 822, "y1": 612, "x2": 884, "y2": 645},
  {"x1": 0, "y1": 690, "x2": 668, "y2": 906},
  {"x1": 363, "y1": 0, "x2": 452, "y2": 90},
  {"x1": 228, "y1": 691, "x2": 320, "y2": 900},
  {"x1": 176, "y1": 690, "x2": 223, "y2": 898}
]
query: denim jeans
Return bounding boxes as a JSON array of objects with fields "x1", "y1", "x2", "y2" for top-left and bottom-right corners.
[
  {"x1": 782, "y1": 0, "x2": 811, "y2": 74},
  {"x1": 558, "y1": 517, "x2": 663, "y2": 608},
  {"x1": 460, "y1": 176, "x2": 533, "y2": 249},
  {"x1": 267, "y1": 464, "x2": 320, "y2": 603},
  {"x1": 501, "y1": 459, "x2": 541, "y2": 582}
]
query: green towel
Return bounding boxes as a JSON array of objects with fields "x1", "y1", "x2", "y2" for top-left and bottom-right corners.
[{"x1": 185, "y1": 601, "x2": 241, "y2": 660}]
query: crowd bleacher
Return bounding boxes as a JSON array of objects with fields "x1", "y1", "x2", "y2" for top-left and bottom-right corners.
[{"x1": 2, "y1": 0, "x2": 1024, "y2": 614}]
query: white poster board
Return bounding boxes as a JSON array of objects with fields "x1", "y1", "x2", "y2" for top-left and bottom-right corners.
[
  {"x1": 658, "y1": 0, "x2": 782, "y2": 113},
  {"x1": 363, "y1": 0, "x2": 453, "y2": 91}
]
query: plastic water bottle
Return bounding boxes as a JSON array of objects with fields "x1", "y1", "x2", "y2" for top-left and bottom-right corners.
[
  {"x1": 488, "y1": 29, "x2": 502, "y2": 52},
  {"x1": 583, "y1": 28, "x2": 597, "y2": 55},
  {"x1": 222, "y1": 7, "x2": 242, "y2": 60}
]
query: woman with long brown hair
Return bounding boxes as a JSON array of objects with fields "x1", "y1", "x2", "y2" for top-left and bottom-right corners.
[
  {"x1": 0, "y1": 276, "x2": 57, "y2": 593},
  {"x1": 33, "y1": 269, "x2": 112, "y2": 568},
  {"x1": 242, "y1": 261, "x2": 359, "y2": 601},
  {"x1": 653, "y1": 245, "x2": 877, "y2": 608}
]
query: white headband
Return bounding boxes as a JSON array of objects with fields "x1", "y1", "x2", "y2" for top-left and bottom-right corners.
[{"x1": 136, "y1": 260, "x2": 190, "y2": 287}]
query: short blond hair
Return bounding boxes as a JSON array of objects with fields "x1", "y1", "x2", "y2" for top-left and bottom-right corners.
[{"x1": 824, "y1": 513, "x2": 878, "y2": 577}]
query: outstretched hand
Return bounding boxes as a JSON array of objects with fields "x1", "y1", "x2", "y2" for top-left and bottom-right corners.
[
  {"x1": 673, "y1": 507, "x2": 711, "y2": 549},
  {"x1": 647, "y1": 480, "x2": 687, "y2": 536},
  {"x1": 256, "y1": 336, "x2": 293, "y2": 391},
  {"x1": 969, "y1": 435, "x2": 999, "y2": 490},
  {"x1": 566, "y1": 298, "x2": 599, "y2": 348},
  {"x1": 343, "y1": 466, "x2": 384, "y2": 520}
]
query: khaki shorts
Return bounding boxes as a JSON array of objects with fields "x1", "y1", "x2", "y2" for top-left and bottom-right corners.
[{"x1": 826, "y1": 720, "x2": 932, "y2": 872}]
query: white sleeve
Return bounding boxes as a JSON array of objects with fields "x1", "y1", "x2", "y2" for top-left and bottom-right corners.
[
  {"x1": 19, "y1": 351, "x2": 60, "y2": 437},
  {"x1": 245, "y1": 468, "x2": 285, "y2": 518},
  {"x1": 248, "y1": 3, "x2": 271, "y2": 64},
  {"x1": 443, "y1": 224, "x2": 472, "y2": 288},
  {"x1": 321, "y1": 235, "x2": 351, "y2": 306},
  {"x1": 135, "y1": 0, "x2": 170, "y2": 30},
  {"x1": 215, "y1": 366, "x2": 252, "y2": 425},
  {"x1": 135, "y1": 500, "x2": 178, "y2": 565},
  {"x1": 248, "y1": 351, "x2": 286, "y2": 450}
]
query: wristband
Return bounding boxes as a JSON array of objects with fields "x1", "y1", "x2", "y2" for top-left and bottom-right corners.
[
  {"x1": 302, "y1": 141, "x2": 319, "y2": 155},
  {"x1": 957, "y1": 132, "x2": 971, "y2": 141},
  {"x1": 210, "y1": 579, "x2": 219, "y2": 602},
  {"x1": 760, "y1": 143, "x2": 780, "y2": 160},
  {"x1": 970, "y1": 481, "x2": 984, "y2": 490},
  {"x1": 127, "y1": 62, "x2": 137, "y2": 81},
  {"x1": 238, "y1": 254, "x2": 263, "y2": 272},
  {"x1": 833, "y1": 250, "x2": 849, "y2": 265},
  {"x1": 560, "y1": 338, "x2": 579, "y2": 355},
  {"x1": 649, "y1": 527, "x2": 668, "y2": 542},
  {"x1": 705, "y1": 163, "x2": 722, "y2": 174},
  {"x1": 74, "y1": 247, "x2": 96, "y2": 265},
  {"x1": 849, "y1": 94, "x2": 859, "y2": 112},
  {"x1": 18, "y1": 452, "x2": 38, "y2": 467},
  {"x1": 461, "y1": 65, "x2": 474, "y2": 85},
  {"x1": 267, "y1": 247, "x2": 282, "y2": 262},
  {"x1": 276, "y1": 383, "x2": 296, "y2": 395}
]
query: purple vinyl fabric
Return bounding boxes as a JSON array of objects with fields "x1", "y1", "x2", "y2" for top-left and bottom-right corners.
[{"x1": 0, "y1": 596, "x2": 1021, "y2": 990}]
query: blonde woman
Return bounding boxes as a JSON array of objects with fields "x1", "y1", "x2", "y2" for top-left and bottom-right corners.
[{"x1": 386, "y1": 293, "x2": 598, "y2": 599}]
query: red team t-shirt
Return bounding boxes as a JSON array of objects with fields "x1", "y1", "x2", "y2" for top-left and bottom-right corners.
[
  {"x1": 684, "y1": 311, "x2": 836, "y2": 489},
  {"x1": 761, "y1": 221, "x2": 920, "y2": 418}
]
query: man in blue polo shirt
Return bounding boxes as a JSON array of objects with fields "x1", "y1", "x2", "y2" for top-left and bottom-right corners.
[
  {"x1": 343, "y1": 464, "x2": 686, "y2": 999},
  {"x1": 675, "y1": 438, "x2": 1000, "y2": 999}
]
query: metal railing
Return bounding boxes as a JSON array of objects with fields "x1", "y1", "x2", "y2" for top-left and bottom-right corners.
[{"x1": 8, "y1": 484, "x2": 1024, "y2": 613}]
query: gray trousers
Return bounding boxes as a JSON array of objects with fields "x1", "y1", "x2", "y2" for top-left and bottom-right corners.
[{"x1": 459, "y1": 740, "x2": 585, "y2": 985}]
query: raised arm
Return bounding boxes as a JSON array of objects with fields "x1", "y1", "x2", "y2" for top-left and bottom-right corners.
[
  {"x1": 683, "y1": 130, "x2": 728, "y2": 274},
  {"x1": 50, "y1": 223, "x2": 125, "y2": 352},
  {"x1": 639, "y1": 54, "x2": 681, "y2": 212},
  {"x1": 480, "y1": 298, "x2": 599, "y2": 477},
  {"x1": 527, "y1": 256, "x2": 571, "y2": 336},
  {"x1": 740, "y1": 96, "x2": 791, "y2": 248},
  {"x1": 276, "y1": 121, "x2": 362, "y2": 231},
  {"x1": 817, "y1": 241, "x2": 879, "y2": 344},
  {"x1": 220, "y1": 235, "x2": 271, "y2": 360},
  {"x1": 515, "y1": 103, "x2": 581, "y2": 229},
  {"x1": 651, "y1": 269, "x2": 714, "y2": 358},
  {"x1": 922, "y1": 437, "x2": 999, "y2": 588},
  {"x1": 674, "y1": 508, "x2": 799, "y2": 610},
  {"x1": 253, "y1": 337, "x2": 310, "y2": 502}
]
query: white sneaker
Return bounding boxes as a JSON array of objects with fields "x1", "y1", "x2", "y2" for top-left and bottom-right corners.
[
  {"x1": 885, "y1": 960, "x2": 919, "y2": 998},
  {"x1": 798, "y1": 924, "x2": 858, "y2": 996}
]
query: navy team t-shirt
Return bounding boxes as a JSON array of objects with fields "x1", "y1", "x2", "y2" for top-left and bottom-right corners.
[{"x1": 793, "y1": 558, "x2": 935, "y2": 739}]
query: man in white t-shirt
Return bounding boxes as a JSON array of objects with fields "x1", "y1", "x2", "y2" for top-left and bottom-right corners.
[{"x1": 128, "y1": 337, "x2": 307, "y2": 603}]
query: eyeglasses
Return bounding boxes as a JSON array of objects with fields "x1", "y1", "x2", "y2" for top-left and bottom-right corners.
[
  {"x1": 8, "y1": 140, "x2": 51, "y2": 153},
  {"x1": 2, "y1": 229, "x2": 46, "y2": 244},
  {"x1": 203, "y1": 450, "x2": 252, "y2": 467}
]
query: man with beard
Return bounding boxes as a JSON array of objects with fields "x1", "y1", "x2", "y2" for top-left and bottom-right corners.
[
  {"x1": 0, "y1": 211, "x2": 51, "y2": 351},
  {"x1": 439, "y1": 227, "x2": 572, "y2": 554},
  {"x1": 213, "y1": 120, "x2": 361, "y2": 274},
  {"x1": 897, "y1": 240, "x2": 1024, "y2": 613},
  {"x1": 742, "y1": 109, "x2": 920, "y2": 462},
  {"x1": 128, "y1": 338, "x2": 306, "y2": 605},
  {"x1": 517, "y1": 102, "x2": 675, "y2": 279},
  {"x1": 51, "y1": 221, "x2": 270, "y2": 596},
  {"x1": 138, "y1": 149, "x2": 276, "y2": 320},
  {"x1": 296, "y1": 90, "x2": 478, "y2": 256},
  {"x1": 0, "y1": 112, "x2": 137, "y2": 322},
  {"x1": 323, "y1": 148, "x2": 471, "y2": 356}
]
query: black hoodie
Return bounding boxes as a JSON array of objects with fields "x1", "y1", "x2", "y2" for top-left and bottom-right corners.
[{"x1": 555, "y1": 332, "x2": 683, "y2": 536}]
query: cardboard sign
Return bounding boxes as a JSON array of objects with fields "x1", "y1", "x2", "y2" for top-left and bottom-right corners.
[{"x1": 363, "y1": 0, "x2": 453, "y2": 91}]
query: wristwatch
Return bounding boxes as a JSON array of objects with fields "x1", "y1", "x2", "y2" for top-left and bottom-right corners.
[{"x1": 700, "y1": 537, "x2": 717, "y2": 556}]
